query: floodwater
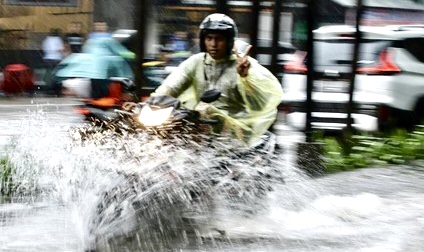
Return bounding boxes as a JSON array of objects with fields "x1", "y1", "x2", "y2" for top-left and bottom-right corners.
[{"x1": 1, "y1": 96, "x2": 424, "y2": 252}]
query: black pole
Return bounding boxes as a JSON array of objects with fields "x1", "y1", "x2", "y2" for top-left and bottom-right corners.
[
  {"x1": 305, "y1": 0, "x2": 315, "y2": 142},
  {"x1": 250, "y1": 0, "x2": 260, "y2": 58},
  {"x1": 296, "y1": 0, "x2": 324, "y2": 177},
  {"x1": 92, "y1": 0, "x2": 105, "y2": 23},
  {"x1": 346, "y1": 0, "x2": 363, "y2": 132},
  {"x1": 216, "y1": 0, "x2": 228, "y2": 15},
  {"x1": 270, "y1": 0, "x2": 282, "y2": 75},
  {"x1": 134, "y1": 0, "x2": 147, "y2": 98}
]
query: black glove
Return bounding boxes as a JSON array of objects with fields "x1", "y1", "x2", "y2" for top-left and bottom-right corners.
[
  {"x1": 146, "y1": 95, "x2": 181, "y2": 109},
  {"x1": 200, "y1": 89, "x2": 221, "y2": 103}
]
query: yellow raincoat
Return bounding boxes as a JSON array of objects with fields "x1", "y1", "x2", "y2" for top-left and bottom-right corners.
[{"x1": 152, "y1": 52, "x2": 283, "y2": 146}]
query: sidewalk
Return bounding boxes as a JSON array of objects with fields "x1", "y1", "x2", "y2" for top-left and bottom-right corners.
[{"x1": 0, "y1": 93, "x2": 82, "y2": 107}]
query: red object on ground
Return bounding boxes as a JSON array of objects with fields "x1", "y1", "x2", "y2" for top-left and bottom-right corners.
[{"x1": 1, "y1": 64, "x2": 34, "y2": 94}]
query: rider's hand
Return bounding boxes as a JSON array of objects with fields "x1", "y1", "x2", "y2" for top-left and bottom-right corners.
[
  {"x1": 195, "y1": 101, "x2": 211, "y2": 116},
  {"x1": 194, "y1": 101, "x2": 210, "y2": 114},
  {"x1": 147, "y1": 95, "x2": 181, "y2": 109},
  {"x1": 235, "y1": 44, "x2": 252, "y2": 77}
]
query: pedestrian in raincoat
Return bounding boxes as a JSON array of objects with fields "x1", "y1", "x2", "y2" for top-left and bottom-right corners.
[{"x1": 150, "y1": 13, "x2": 283, "y2": 146}]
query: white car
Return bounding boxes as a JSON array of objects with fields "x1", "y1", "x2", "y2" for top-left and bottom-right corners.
[{"x1": 280, "y1": 24, "x2": 424, "y2": 133}]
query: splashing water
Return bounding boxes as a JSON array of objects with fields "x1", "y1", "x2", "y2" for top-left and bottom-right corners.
[
  {"x1": 67, "y1": 119, "x2": 304, "y2": 251},
  {"x1": 2, "y1": 104, "x2": 306, "y2": 251}
]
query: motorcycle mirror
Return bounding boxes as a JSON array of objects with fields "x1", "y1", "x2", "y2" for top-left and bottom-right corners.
[{"x1": 200, "y1": 89, "x2": 221, "y2": 103}]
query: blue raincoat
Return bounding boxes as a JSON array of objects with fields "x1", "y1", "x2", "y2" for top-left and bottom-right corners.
[{"x1": 54, "y1": 37, "x2": 135, "y2": 81}]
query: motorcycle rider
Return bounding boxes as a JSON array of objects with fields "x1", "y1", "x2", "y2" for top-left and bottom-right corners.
[{"x1": 150, "y1": 13, "x2": 283, "y2": 146}]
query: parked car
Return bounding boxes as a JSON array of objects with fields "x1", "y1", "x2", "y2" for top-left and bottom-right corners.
[{"x1": 280, "y1": 24, "x2": 424, "y2": 133}]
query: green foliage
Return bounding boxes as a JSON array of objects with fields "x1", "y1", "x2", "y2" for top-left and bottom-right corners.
[
  {"x1": 1, "y1": 157, "x2": 13, "y2": 196},
  {"x1": 320, "y1": 126, "x2": 424, "y2": 173}
]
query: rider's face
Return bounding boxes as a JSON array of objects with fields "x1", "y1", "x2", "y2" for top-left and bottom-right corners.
[{"x1": 204, "y1": 32, "x2": 228, "y2": 60}]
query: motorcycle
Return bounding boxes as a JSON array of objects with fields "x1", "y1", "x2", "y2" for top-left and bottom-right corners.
[
  {"x1": 70, "y1": 77, "x2": 138, "y2": 122},
  {"x1": 71, "y1": 90, "x2": 284, "y2": 251}
]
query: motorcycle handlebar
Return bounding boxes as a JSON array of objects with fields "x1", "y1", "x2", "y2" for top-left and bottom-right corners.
[{"x1": 198, "y1": 118, "x2": 220, "y2": 125}]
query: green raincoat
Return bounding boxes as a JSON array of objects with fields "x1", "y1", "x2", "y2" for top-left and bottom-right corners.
[{"x1": 152, "y1": 52, "x2": 283, "y2": 146}]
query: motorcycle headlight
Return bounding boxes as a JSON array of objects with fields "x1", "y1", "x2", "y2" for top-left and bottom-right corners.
[{"x1": 138, "y1": 105, "x2": 174, "y2": 127}]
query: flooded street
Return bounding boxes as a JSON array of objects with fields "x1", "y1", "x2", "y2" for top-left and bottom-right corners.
[
  {"x1": 0, "y1": 96, "x2": 85, "y2": 251},
  {"x1": 0, "y1": 96, "x2": 82, "y2": 152},
  {"x1": 1, "y1": 97, "x2": 424, "y2": 252}
]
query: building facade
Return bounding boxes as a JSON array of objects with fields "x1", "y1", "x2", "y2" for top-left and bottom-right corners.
[{"x1": 0, "y1": 0, "x2": 93, "y2": 50}]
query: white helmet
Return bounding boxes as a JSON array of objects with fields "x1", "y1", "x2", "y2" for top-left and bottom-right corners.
[{"x1": 199, "y1": 13, "x2": 238, "y2": 55}]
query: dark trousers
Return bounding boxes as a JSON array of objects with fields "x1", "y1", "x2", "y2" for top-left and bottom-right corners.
[
  {"x1": 43, "y1": 59, "x2": 61, "y2": 85},
  {"x1": 90, "y1": 79, "x2": 110, "y2": 99}
]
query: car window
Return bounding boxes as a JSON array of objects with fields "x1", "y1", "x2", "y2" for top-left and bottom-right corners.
[
  {"x1": 314, "y1": 40, "x2": 391, "y2": 67},
  {"x1": 398, "y1": 38, "x2": 424, "y2": 63}
]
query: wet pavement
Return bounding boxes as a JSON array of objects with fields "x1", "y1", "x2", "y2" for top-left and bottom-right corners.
[{"x1": 0, "y1": 96, "x2": 82, "y2": 150}]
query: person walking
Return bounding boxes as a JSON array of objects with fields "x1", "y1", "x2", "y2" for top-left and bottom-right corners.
[
  {"x1": 42, "y1": 28, "x2": 65, "y2": 92},
  {"x1": 64, "y1": 22, "x2": 85, "y2": 54}
]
